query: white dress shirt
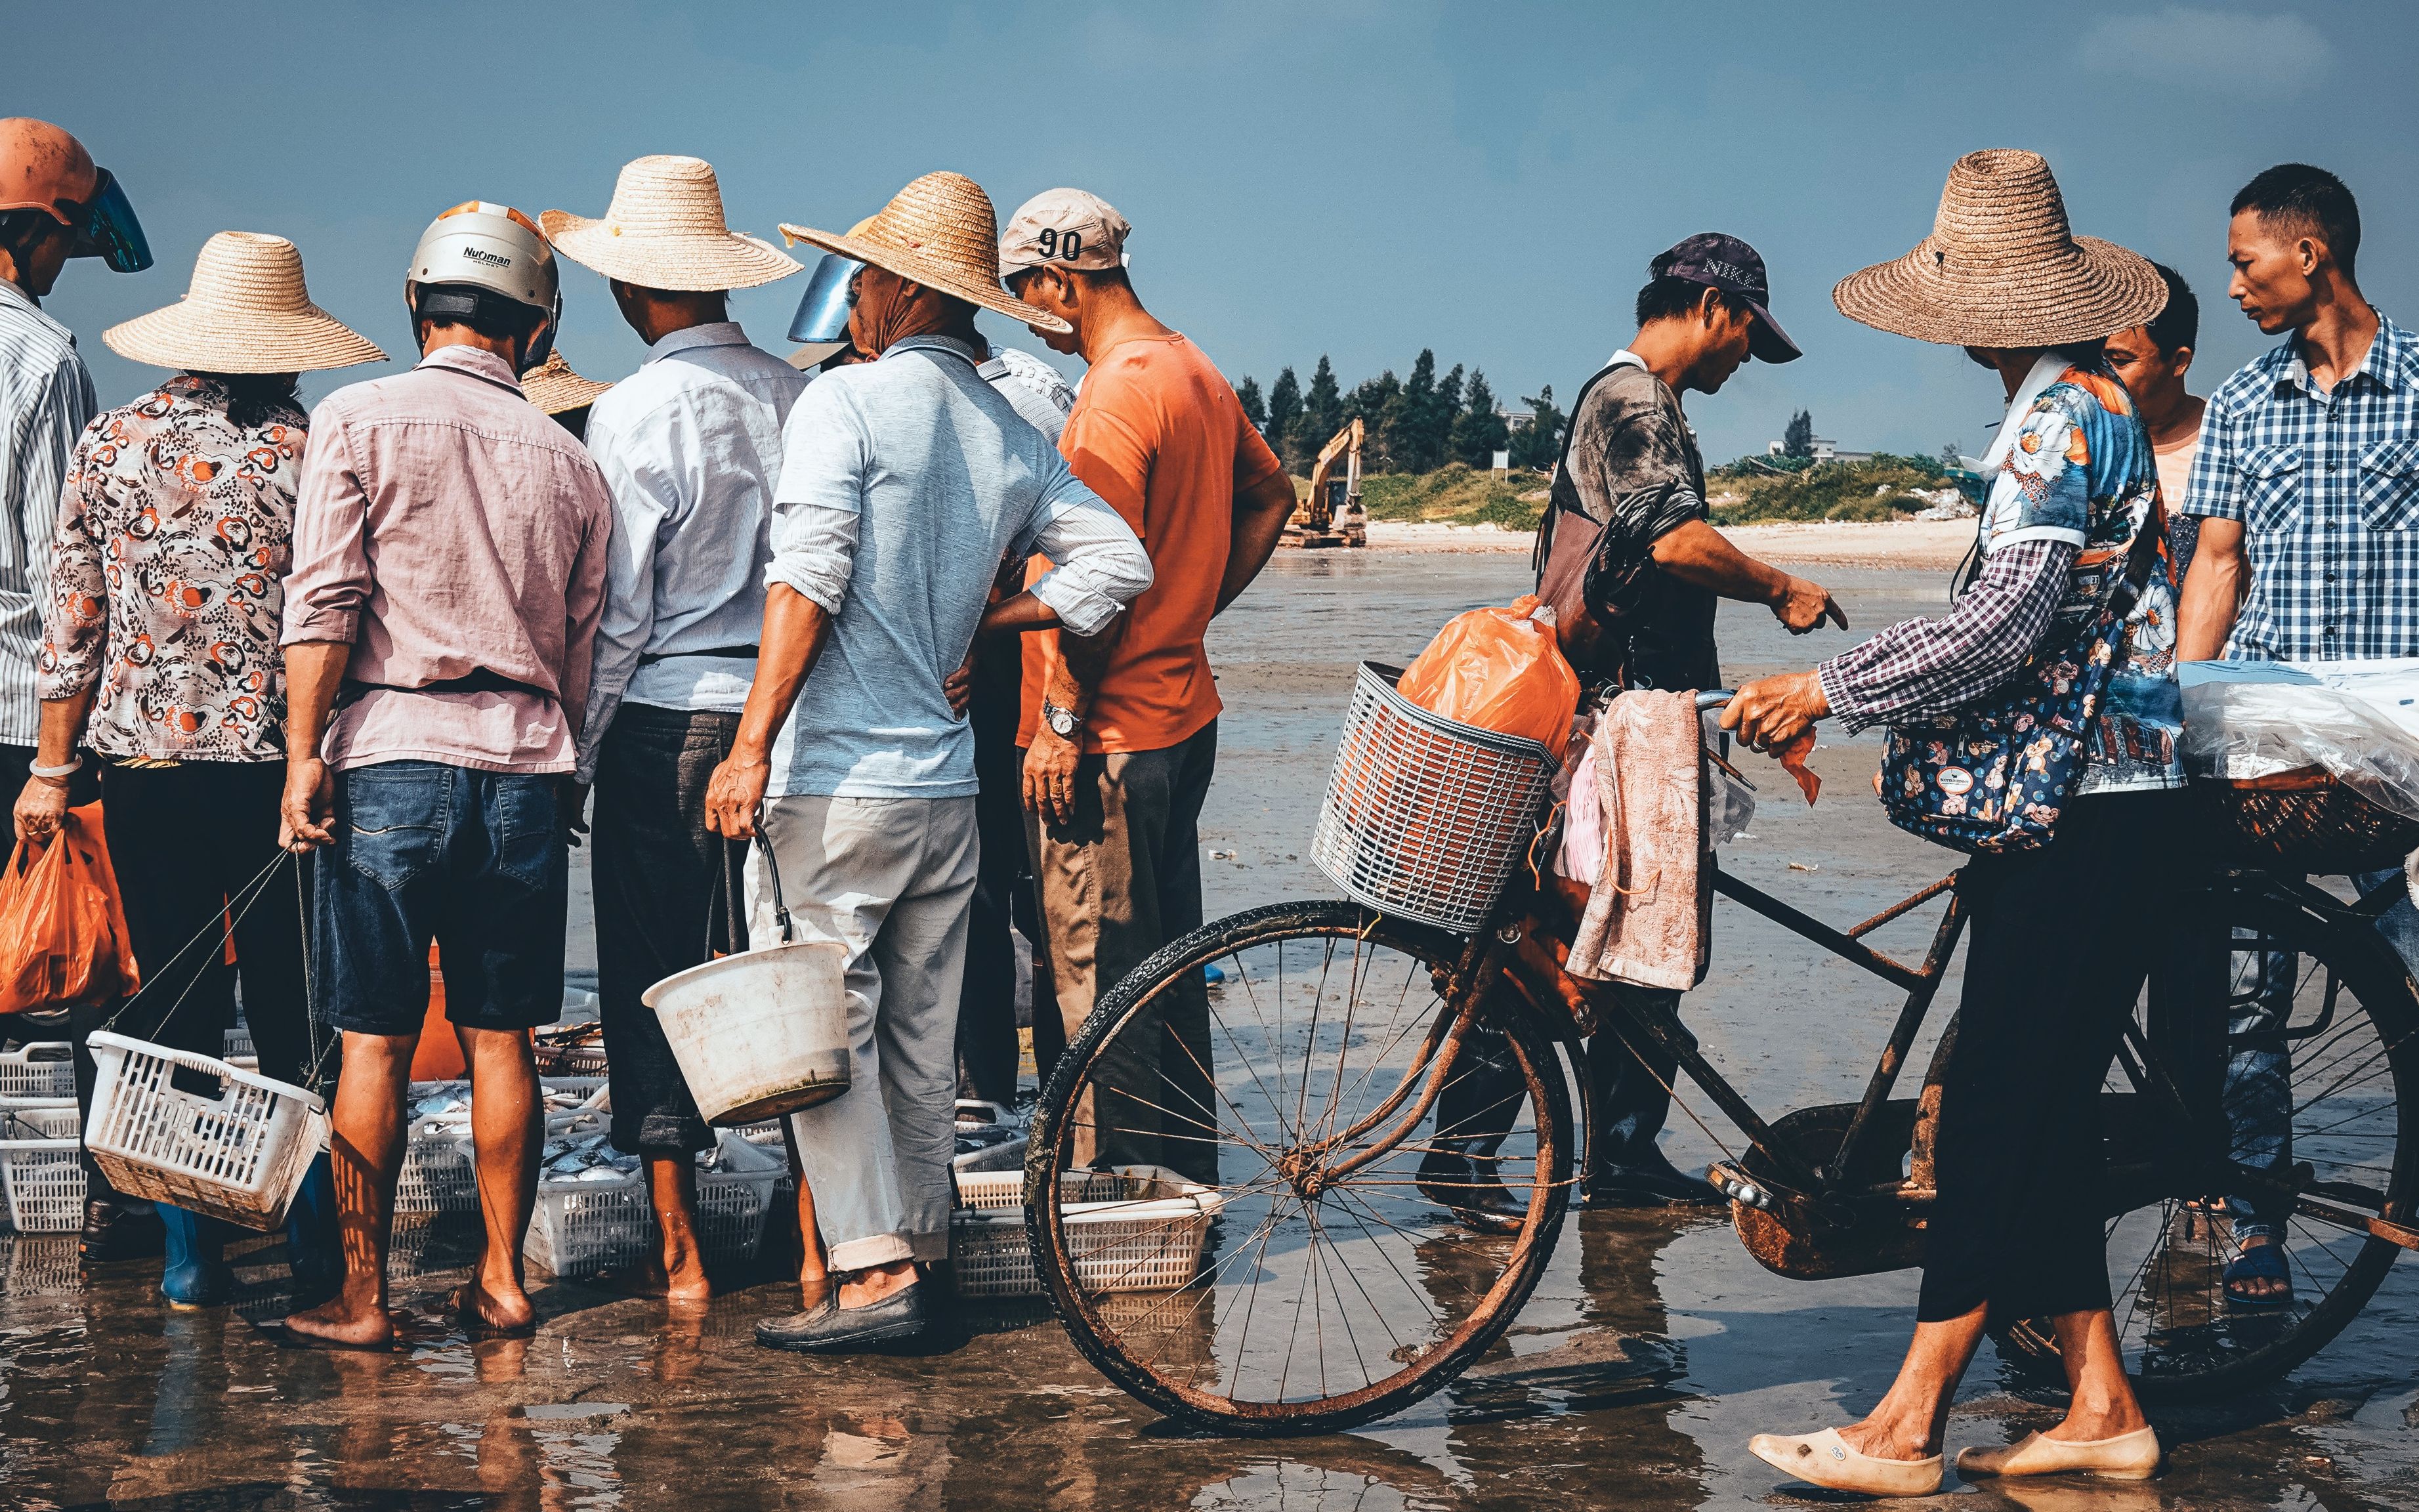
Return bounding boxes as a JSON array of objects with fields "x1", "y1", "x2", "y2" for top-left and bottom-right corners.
[
  {"x1": 575, "y1": 320, "x2": 807, "y2": 782},
  {"x1": 0, "y1": 279, "x2": 97, "y2": 746}
]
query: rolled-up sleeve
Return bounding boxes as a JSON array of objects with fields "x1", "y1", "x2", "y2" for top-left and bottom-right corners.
[
  {"x1": 1019, "y1": 463, "x2": 1152, "y2": 637},
  {"x1": 280, "y1": 406, "x2": 372, "y2": 646},
  {"x1": 765, "y1": 379, "x2": 866, "y2": 615}
]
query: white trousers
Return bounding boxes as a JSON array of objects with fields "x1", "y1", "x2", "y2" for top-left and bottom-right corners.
[{"x1": 746, "y1": 794, "x2": 978, "y2": 1270}]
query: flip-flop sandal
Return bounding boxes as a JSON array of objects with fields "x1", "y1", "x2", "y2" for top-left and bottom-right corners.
[
  {"x1": 2223, "y1": 1242, "x2": 2295, "y2": 1310},
  {"x1": 447, "y1": 1285, "x2": 540, "y2": 1339}
]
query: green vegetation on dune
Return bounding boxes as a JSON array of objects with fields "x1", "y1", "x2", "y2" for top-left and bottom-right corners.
[
  {"x1": 1706, "y1": 454, "x2": 1962, "y2": 525},
  {"x1": 1355, "y1": 465, "x2": 1550, "y2": 528}
]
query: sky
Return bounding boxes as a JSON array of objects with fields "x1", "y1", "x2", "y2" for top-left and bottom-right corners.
[{"x1": 10, "y1": 1, "x2": 2418, "y2": 467}]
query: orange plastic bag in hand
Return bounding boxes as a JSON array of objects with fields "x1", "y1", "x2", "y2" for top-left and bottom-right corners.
[
  {"x1": 0, "y1": 803, "x2": 138, "y2": 1014},
  {"x1": 1397, "y1": 595, "x2": 1583, "y2": 757}
]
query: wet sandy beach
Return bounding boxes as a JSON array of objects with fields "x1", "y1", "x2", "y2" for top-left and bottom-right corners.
[{"x1": 3, "y1": 547, "x2": 2414, "y2": 1510}]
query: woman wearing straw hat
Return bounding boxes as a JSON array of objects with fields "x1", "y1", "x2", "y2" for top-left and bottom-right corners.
[
  {"x1": 701, "y1": 171, "x2": 1151, "y2": 1353},
  {"x1": 1723, "y1": 151, "x2": 2185, "y2": 1494},
  {"x1": 11, "y1": 230, "x2": 382, "y2": 1309}
]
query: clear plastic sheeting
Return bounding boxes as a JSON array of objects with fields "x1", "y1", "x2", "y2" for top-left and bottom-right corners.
[{"x1": 2180, "y1": 663, "x2": 2419, "y2": 824}]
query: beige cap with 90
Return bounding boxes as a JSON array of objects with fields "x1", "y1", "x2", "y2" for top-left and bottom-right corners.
[{"x1": 998, "y1": 188, "x2": 1129, "y2": 279}]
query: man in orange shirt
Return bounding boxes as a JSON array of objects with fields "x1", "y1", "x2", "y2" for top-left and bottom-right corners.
[{"x1": 1001, "y1": 189, "x2": 1297, "y2": 1183}]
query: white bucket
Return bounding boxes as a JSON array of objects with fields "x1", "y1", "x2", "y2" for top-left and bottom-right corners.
[{"x1": 643, "y1": 940, "x2": 850, "y2": 1125}]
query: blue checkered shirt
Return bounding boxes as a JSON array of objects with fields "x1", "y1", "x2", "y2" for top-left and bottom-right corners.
[{"x1": 2184, "y1": 312, "x2": 2419, "y2": 661}]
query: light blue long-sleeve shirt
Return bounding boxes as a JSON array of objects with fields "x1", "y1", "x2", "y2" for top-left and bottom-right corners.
[{"x1": 764, "y1": 334, "x2": 1150, "y2": 799}]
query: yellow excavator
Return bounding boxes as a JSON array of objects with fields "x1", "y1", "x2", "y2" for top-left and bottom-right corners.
[{"x1": 1281, "y1": 417, "x2": 1367, "y2": 548}]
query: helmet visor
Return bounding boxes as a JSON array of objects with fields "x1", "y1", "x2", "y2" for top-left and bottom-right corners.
[
  {"x1": 67, "y1": 170, "x2": 150, "y2": 273},
  {"x1": 787, "y1": 253, "x2": 862, "y2": 344}
]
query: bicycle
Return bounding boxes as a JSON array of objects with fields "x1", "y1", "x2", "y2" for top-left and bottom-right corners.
[{"x1": 1020, "y1": 668, "x2": 2419, "y2": 1436}]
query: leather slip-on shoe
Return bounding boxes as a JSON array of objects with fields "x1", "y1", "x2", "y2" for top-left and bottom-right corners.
[
  {"x1": 1956, "y1": 1426, "x2": 2161, "y2": 1480},
  {"x1": 1750, "y1": 1428, "x2": 1943, "y2": 1497},
  {"x1": 755, "y1": 1282, "x2": 929, "y2": 1353}
]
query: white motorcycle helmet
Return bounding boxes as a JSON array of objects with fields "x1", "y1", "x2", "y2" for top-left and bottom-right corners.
[{"x1": 404, "y1": 200, "x2": 560, "y2": 372}]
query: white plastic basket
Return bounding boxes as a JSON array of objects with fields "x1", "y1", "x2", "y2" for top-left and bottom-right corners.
[
  {"x1": 0, "y1": 1043, "x2": 75, "y2": 1100},
  {"x1": 1310, "y1": 662, "x2": 1558, "y2": 934},
  {"x1": 223, "y1": 1022, "x2": 254, "y2": 1061},
  {"x1": 951, "y1": 1166, "x2": 1223, "y2": 1299},
  {"x1": 83, "y1": 1030, "x2": 327, "y2": 1231},
  {"x1": 3, "y1": 1233, "x2": 82, "y2": 1294},
  {"x1": 392, "y1": 1078, "x2": 611, "y2": 1220},
  {"x1": 531, "y1": 1039, "x2": 608, "y2": 1077},
  {"x1": 516, "y1": 1115, "x2": 784, "y2": 1279},
  {"x1": 0, "y1": 1099, "x2": 85, "y2": 1233}
]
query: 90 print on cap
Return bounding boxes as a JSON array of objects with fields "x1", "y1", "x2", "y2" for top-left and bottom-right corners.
[{"x1": 999, "y1": 187, "x2": 1129, "y2": 278}]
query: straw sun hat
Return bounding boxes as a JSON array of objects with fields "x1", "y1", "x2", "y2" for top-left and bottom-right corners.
[
  {"x1": 779, "y1": 172, "x2": 1070, "y2": 335},
  {"x1": 520, "y1": 349, "x2": 613, "y2": 416},
  {"x1": 543, "y1": 155, "x2": 801, "y2": 293},
  {"x1": 103, "y1": 232, "x2": 384, "y2": 373},
  {"x1": 1832, "y1": 149, "x2": 2167, "y2": 348}
]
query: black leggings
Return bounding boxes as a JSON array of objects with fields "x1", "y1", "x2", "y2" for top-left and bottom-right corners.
[
  {"x1": 1917, "y1": 789, "x2": 2192, "y2": 1323},
  {"x1": 71, "y1": 761, "x2": 320, "y2": 1183}
]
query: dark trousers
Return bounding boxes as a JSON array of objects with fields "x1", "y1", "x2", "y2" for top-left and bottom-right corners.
[
  {"x1": 957, "y1": 650, "x2": 1030, "y2": 1105},
  {"x1": 592, "y1": 705, "x2": 738, "y2": 1155},
  {"x1": 70, "y1": 761, "x2": 318, "y2": 1183},
  {"x1": 1587, "y1": 987, "x2": 1685, "y2": 1173},
  {"x1": 1918, "y1": 789, "x2": 2190, "y2": 1323}
]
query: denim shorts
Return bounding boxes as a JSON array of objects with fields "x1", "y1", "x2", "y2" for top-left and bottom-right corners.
[{"x1": 315, "y1": 761, "x2": 569, "y2": 1037}]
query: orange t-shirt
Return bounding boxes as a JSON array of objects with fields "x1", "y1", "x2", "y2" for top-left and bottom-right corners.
[{"x1": 1019, "y1": 334, "x2": 1286, "y2": 753}]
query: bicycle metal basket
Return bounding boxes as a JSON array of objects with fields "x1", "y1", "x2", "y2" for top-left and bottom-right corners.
[
  {"x1": 2201, "y1": 768, "x2": 2419, "y2": 876},
  {"x1": 1311, "y1": 662, "x2": 1559, "y2": 934}
]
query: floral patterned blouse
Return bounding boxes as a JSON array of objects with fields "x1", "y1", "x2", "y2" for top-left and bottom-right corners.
[{"x1": 37, "y1": 375, "x2": 307, "y2": 762}]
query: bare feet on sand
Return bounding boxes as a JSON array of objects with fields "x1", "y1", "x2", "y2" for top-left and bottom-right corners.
[{"x1": 282, "y1": 1291, "x2": 400, "y2": 1351}]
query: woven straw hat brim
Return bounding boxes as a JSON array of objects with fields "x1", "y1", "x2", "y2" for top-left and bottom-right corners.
[
  {"x1": 522, "y1": 358, "x2": 613, "y2": 416},
  {"x1": 1834, "y1": 234, "x2": 2168, "y2": 348},
  {"x1": 104, "y1": 299, "x2": 385, "y2": 374},
  {"x1": 541, "y1": 209, "x2": 801, "y2": 293},
  {"x1": 778, "y1": 222, "x2": 1072, "y2": 335}
]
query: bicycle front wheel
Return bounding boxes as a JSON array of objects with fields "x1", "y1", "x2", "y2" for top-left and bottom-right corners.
[{"x1": 1026, "y1": 900, "x2": 1574, "y2": 1436}]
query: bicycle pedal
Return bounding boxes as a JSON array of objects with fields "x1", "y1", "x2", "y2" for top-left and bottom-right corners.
[{"x1": 1707, "y1": 1162, "x2": 1776, "y2": 1211}]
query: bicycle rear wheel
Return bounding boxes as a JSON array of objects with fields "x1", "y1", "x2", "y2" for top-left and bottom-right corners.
[
  {"x1": 1994, "y1": 881, "x2": 2417, "y2": 1398},
  {"x1": 1026, "y1": 900, "x2": 1574, "y2": 1436}
]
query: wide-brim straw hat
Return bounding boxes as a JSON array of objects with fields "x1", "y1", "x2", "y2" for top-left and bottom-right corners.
[
  {"x1": 521, "y1": 349, "x2": 613, "y2": 415},
  {"x1": 104, "y1": 231, "x2": 385, "y2": 373},
  {"x1": 543, "y1": 155, "x2": 801, "y2": 293},
  {"x1": 778, "y1": 172, "x2": 1070, "y2": 335},
  {"x1": 1832, "y1": 149, "x2": 2167, "y2": 348}
]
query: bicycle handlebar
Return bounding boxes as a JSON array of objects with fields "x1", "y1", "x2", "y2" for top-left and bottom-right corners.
[{"x1": 1695, "y1": 689, "x2": 1736, "y2": 712}]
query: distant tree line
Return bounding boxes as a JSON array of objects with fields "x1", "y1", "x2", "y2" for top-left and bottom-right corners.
[{"x1": 1234, "y1": 350, "x2": 1568, "y2": 476}]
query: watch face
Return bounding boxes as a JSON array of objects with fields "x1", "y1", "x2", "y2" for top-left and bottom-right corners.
[{"x1": 1049, "y1": 709, "x2": 1078, "y2": 736}]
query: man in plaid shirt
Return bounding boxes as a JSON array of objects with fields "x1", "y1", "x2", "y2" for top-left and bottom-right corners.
[
  {"x1": 2174, "y1": 162, "x2": 2419, "y2": 1308},
  {"x1": 2178, "y1": 164, "x2": 2418, "y2": 662}
]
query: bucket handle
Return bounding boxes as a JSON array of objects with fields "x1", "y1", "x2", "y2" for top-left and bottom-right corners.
[{"x1": 707, "y1": 810, "x2": 795, "y2": 954}]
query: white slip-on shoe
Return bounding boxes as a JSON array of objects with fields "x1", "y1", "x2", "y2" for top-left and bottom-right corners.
[
  {"x1": 1749, "y1": 1427, "x2": 1944, "y2": 1497},
  {"x1": 1955, "y1": 1425, "x2": 2162, "y2": 1480}
]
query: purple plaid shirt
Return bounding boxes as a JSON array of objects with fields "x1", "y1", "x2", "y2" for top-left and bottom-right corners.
[{"x1": 1818, "y1": 539, "x2": 2072, "y2": 729}]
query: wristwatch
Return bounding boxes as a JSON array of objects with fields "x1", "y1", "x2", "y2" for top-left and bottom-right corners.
[{"x1": 1043, "y1": 698, "x2": 1082, "y2": 740}]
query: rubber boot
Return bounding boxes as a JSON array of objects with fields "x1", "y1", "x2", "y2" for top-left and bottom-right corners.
[
  {"x1": 284, "y1": 1152, "x2": 341, "y2": 1308},
  {"x1": 158, "y1": 1204, "x2": 236, "y2": 1308}
]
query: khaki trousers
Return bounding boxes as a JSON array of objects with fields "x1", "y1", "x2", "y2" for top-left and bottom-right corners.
[
  {"x1": 747, "y1": 794, "x2": 978, "y2": 1270},
  {"x1": 1026, "y1": 720, "x2": 1218, "y2": 1184}
]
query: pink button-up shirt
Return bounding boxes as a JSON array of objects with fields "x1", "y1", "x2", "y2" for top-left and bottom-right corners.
[{"x1": 281, "y1": 345, "x2": 611, "y2": 774}]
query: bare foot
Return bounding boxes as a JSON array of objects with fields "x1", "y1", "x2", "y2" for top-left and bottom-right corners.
[
  {"x1": 282, "y1": 1293, "x2": 398, "y2": 1350},
  {"x1": 658, "y1": 1240, "x2": 711, "y2": 1306},
  {"x1": 2230, "y1": 1233, "x2": 2290, "y2": 1303},
  {"x1": 448, "y1": 1281, "x2": 537, "y2": 1337}
]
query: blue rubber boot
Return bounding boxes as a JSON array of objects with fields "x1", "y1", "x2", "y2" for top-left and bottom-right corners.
[
  {"x1": 285, "y1": 1153, "x2": 342, "y2": 1307},
  {"x1": 158, "y1": 1204, "x2": 236, "y2": 1308}
]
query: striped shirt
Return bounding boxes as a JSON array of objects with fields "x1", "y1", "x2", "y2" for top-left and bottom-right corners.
[
  {"x1": 2185, "y1": 312, "x2": 2419, "y2": 661},
  {"x1": 0, "y1": 280, "x2": 99, "y2": 745}
]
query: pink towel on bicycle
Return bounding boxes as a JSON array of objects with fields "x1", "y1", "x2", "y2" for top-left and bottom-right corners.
[{"x1": 1567, "y1": 689, "x2": 1704, "y2": 992}]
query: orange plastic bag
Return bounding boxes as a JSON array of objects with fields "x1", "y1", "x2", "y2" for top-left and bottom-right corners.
[
  {"x1": 1397, "y1": 595, "x2": 1582, "y2": 757},
  {"x1": 0, "y1": 803, "x2": 138, "y2": 1014}
]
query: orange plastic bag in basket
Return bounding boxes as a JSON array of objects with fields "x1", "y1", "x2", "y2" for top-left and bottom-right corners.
[
  {"x1": 1396, "y1": 595, "x2": 1582, "y2": 757},
  {"x1": 0, "y1": 803, "x2": 138, "y2": 1014}
]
